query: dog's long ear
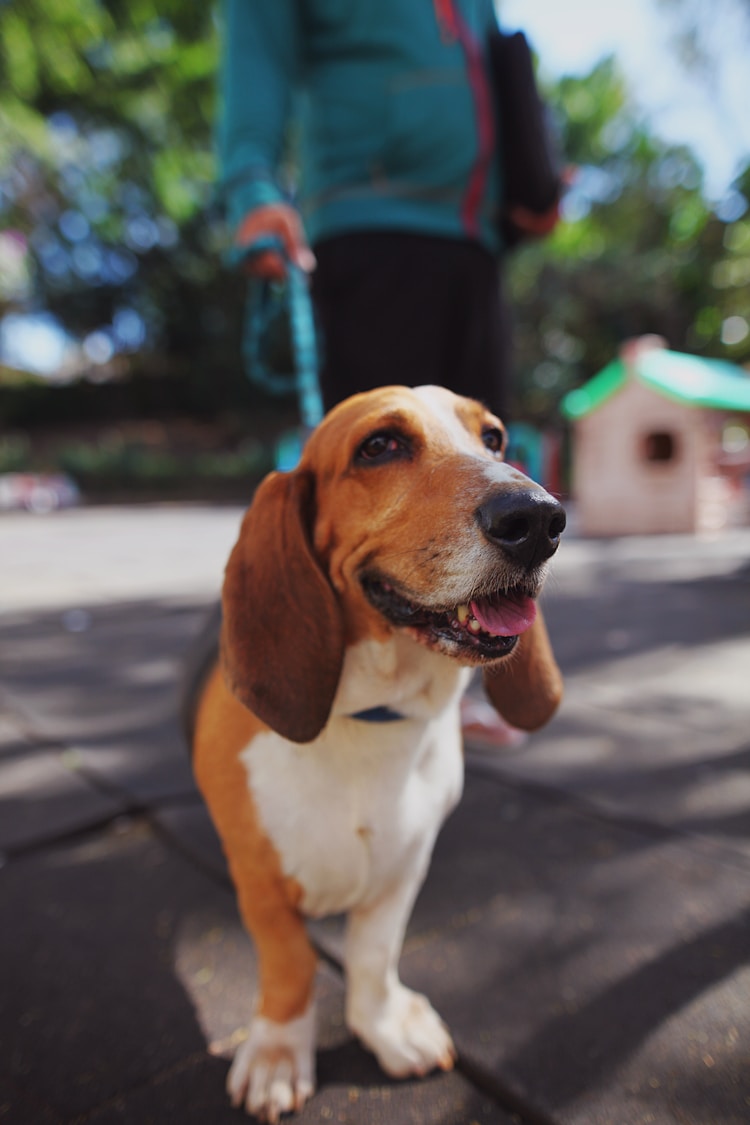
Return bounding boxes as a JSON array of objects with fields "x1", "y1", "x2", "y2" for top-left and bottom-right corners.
[
  {"x1": 482, "y1": 608, "x2": 562, "y2": 731},
  {"x1": 221, "y1": 469, "x2": 345, "y2": 743}
]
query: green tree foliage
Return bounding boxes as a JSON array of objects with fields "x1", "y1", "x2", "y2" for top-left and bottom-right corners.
[
  {"x1": 1, "y1": 5, "x2": 748, "y2": 432},
  {"x1": 508, "y1": 58, "x2": 750, "y2": 423},
  {"x1": 0, "y1": 0, "x2": 244, "y2": 410}
]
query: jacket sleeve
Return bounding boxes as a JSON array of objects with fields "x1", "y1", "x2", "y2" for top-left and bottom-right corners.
[{"x1": 217, "y1": 0, "x2": 302, "y2": 234}]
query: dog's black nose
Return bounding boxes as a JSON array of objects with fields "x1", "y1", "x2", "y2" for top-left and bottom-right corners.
[{"x1": 476, "y1": 490, "x2": 566, "y2": 569}]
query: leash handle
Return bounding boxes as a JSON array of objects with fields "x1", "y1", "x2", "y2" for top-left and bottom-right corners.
[{"x1": 233, "y1": 236, "x2": 324, "y2": 430}]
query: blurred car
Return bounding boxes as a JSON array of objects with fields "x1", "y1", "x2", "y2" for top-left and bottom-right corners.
[{"x1": 0, "y1": 472, "x2": 81, "y2": 513}]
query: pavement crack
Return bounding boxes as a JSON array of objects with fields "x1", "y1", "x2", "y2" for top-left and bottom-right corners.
[{"x1": 455, "y1": 1053, "x2": 558, "y2": 1125}]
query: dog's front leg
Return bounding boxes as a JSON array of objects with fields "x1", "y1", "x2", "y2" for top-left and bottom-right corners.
[
  {"x1": 344, "y1": 876, "x2": 456, "y2": 1078},
  {"x1": 192, "y1": 669, "x2": 319, "y2": 1121},
  {"x1": 224, "y1": 871, "x2": 318, "y2": 1121}
]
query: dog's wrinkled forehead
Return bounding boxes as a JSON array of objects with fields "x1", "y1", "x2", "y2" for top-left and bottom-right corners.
[
  {"x1": 411, "y1": 384, "x2": 503, "y2": 458},
  {"x1": 401, "y1": 386, "x2": 536, "y2": 493},
  {"x1": 302, "y1": 384, "x2": 510, "y2": 478}
]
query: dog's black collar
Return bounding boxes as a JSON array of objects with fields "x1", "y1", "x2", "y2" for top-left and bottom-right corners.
[{"x1": 348, "y1": 705, "x2": 407, "y2": 723}]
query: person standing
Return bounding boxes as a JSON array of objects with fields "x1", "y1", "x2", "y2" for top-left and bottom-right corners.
[
  {"x1": 217, "y1": 0, "x2": 560, "y2": 743},
  {"x1": 218, "y1": 0, "x2": 559, "y2": 420}
]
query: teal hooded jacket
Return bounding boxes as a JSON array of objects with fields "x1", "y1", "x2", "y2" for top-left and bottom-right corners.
[{"x1": 218, "y1": 0, "x2": 504, "y2": 254}]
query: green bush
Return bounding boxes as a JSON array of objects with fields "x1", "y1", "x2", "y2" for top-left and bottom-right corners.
[
  {"x1": 56, "y1": 436, "x2": 270, "y2": 487},
  {"x1": 0, "y1": 434, "x2": 31, "y2": 473}
]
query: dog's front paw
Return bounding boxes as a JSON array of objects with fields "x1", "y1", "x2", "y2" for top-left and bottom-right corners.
[
  {"x1": 349, "y1": 984, "x2": 456, "y2": 1079},
  {"x1": 226, "y1": 1007, "x2": 315, "y2": 1122}
]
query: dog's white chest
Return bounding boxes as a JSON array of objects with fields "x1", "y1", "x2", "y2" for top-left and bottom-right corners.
[{"x1": 241, "y1": 715, "x2": 463, "y2": 918}]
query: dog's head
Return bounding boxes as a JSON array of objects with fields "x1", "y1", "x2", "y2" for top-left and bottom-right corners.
[{"x1": 222, "y1": 385, "x2": 565, "y2": 742}]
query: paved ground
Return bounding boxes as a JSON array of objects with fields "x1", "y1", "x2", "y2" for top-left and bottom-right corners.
[{"x1": 1, "y1": 503, "x2": 749, "y2": 1125}]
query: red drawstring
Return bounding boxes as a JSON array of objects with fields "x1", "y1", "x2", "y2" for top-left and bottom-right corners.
[
  {"x1": 433, "y1": 0, "x2": 458, "y2": 42},
  {"x1": 433, "y1": 1, "x2": 495, "y2": 238}
]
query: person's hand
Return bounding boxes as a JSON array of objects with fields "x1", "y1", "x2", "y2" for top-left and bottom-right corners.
[
  {"x1": 235, "y1": 203, "x2": 317, "y2": 280},
  {"x1": 507, "y1": 166, "x2": 576, "y2": 240},
  {"x1": 507, "y1": 199, "x2": 561, "y2": 238}
]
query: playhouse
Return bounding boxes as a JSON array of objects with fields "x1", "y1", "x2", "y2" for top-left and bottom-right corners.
[{"x1": 561, "y1": 337, "x2": 750, "y2": 536}]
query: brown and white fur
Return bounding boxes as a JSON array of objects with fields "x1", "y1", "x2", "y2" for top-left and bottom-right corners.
[{"x1": 189, "y1": 385, "x2": 565, "y2": 1121}]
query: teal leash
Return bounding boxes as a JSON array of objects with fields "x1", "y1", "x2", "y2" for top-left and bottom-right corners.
[{"x1": 231, "y1": 236, "x2": 323, "y2": 467}]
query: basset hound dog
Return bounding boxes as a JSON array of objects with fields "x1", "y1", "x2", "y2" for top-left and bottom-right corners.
[{"x1": 187, "y1": 384, "x2": 565, "y2": 1121}]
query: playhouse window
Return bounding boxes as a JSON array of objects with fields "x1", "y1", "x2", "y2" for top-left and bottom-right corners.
[{"x1": 643, "y1": 431, "x2": 677, "y2": 463}]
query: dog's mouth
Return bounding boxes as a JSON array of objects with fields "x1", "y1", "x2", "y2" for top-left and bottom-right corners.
[{"x1": 361, "y1": 575, "x2": 538, "y2": 661}]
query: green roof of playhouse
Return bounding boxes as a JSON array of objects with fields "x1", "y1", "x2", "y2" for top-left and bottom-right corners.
[{"x1": 561, "y1": 343, "x2": 750, "y2": 419}]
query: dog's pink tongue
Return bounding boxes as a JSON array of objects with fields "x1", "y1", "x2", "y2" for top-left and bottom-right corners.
[{"x1": 470, "y1": 594, "x2": 537, "y2": 637}]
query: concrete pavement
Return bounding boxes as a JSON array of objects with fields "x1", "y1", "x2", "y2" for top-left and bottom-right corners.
[{"x1": 1, "y1": 504, "x2": 749, "y2": 1124}]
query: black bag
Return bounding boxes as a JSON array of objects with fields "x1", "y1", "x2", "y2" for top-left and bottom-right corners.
[{"x1": 488, "y1": 28, "x2": 562, "y2": 246}]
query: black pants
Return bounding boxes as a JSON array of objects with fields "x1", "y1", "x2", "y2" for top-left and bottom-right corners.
[{"x1": 310, "y1": 232, "x2": 512, "y2": 419}]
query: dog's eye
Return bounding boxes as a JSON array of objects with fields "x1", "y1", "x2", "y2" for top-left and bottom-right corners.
[
  {"x1": 356, "y1": 431, "x2": 407, "y2": 463},
  {"x1": 482, "y1": 426, "x2": 505, "y2": 455}
]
